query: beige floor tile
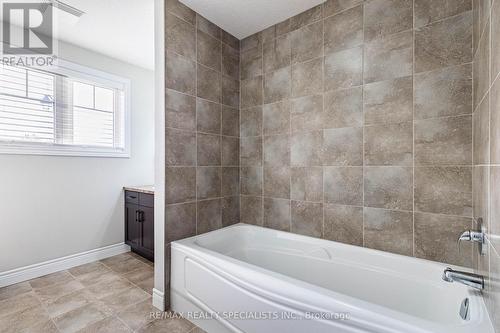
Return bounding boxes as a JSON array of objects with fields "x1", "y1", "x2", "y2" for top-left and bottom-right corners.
[
  {"x1": 85, "y1": 276, "x2": 133, "y2": 300},
  {"x1": 26, "y1": 319, "x2": 60, "y2": 333},
  {"x1": 122, "y1": 267, "x2": 154, "y2": 294},
  {"x1": 53, "y1": 303, "x2": 111, "y2": 333},
  {"x1": 0, "y1": 292, "x2": 41, "y2": 319},
  {"x1": 189, "y1": 327, "x2": 207, "y2": 333},
  {"x1": 99, "y1": 253, "x2": 134, "y2": 267},
  {"x1": 75, "y1": 267, "x2": 116, "y2": 288},
  {"x1": 100, "y1": 287, "x2": 150, "y2": 312},
  {"x1": 0, "y1": 282, "x2": 32, "y2": 301},
  {"x1": 116, "y1": 298, "x2": 155, "y2": 330},
  {"x1": 0, "y1": 306, "x2": 50, "y2": 333},
  {"x1": 136, "y1": 316, "x2": 194, "y2": 333},
  {"x1": 69, "y1": 262, "x2": 107, "y2": 277},
  {"x1": 105, "y1": 257, "x2": 150, "y2": 275},
  {"x1": 29, "y1": 271, "x2": 74, "y2": 289},
  {"x1": 34, "y1": 280, "x2": 85, "y2": 304},
  {"x1": 45, "y1": 289, "x2": 97, "y2": 318},
  {"x1": 75, "y1": 316, "x2": 132, "y2": 333}
]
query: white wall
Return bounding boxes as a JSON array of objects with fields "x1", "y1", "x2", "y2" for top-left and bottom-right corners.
[{"x1": 0, "y1": 42, "x2": 154, "y2": 272}]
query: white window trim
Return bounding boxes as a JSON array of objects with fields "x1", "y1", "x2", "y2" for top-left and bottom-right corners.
[{"x1": 0, "y1": 59, "x2": 131, "y2": 158}]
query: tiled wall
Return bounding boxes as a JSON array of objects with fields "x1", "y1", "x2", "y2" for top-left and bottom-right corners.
[
  {"x1": 239, "y1": 0, "x2": 475, "y2": 267},
  {"x1": 472, "y1": 0, "x2": 500, "y2": 330},
  {"x1": 164, "y1": 0, "x2": 240, "y2": 304}
]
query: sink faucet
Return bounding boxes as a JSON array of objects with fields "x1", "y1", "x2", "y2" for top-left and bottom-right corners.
[{"x1": 442, "y1": 268, "x2": 484, "y2": 290}]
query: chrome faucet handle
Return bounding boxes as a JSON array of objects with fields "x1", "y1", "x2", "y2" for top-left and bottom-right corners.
[{"x1": 456, "y1": 218, "x2": 486, "y2": 256}]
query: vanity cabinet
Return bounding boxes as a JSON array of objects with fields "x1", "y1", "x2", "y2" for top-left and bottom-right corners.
[{"x1": 125, "y1": 190, "x2": 154, "y2": 261}]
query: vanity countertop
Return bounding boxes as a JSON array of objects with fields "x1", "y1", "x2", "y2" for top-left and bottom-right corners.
[{"x1": 123, "y1": 185, "x2": 155, "y2": 195}]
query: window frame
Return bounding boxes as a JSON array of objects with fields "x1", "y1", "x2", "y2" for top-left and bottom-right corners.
[{"x1": 0, "y1": 59, "x2": 131, "y2": 158}]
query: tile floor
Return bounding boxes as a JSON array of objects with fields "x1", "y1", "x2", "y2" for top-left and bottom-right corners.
[{"x1": 0, "y1": 252, "x2": 203, "y2": 333}]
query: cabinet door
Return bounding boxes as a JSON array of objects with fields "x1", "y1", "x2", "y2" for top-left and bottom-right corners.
[
  {"x1": 140, "y1": 206, "x2": 154, "y2": 253},
  {"x1": 125, "y1": 203, "x2": 140, "y2": 246}
]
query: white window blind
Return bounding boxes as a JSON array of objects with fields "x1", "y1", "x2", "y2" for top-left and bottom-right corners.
[{"x1": 0, "y1": 61, "x2": 130, "y2": 157}]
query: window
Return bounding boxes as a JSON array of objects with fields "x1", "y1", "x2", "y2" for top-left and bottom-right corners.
[{"x1": 0, "y1": 60, "x2": 130, "y2": 157}]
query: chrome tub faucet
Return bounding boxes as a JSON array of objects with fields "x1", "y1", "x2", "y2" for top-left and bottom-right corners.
[{"x1": 442, "y1": 268, "x2": 484, "y2": 290}]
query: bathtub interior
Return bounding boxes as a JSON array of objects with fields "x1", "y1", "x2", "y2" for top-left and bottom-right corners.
[{"x1": 188, "y1": 224, "x2": 477, "y2": 326}]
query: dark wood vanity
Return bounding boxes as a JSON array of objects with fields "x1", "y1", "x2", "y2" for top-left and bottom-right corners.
[{"x1": 124, "y1": 187, "x2": 154, "y2": 261}]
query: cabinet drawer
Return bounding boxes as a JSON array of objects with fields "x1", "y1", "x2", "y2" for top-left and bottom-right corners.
[
  {"x1": 139, "y1": 193, "x2": 154, "y2": 208},
  {"x1": 125, "y1": 191, "x2": 139, "y2": 204}
]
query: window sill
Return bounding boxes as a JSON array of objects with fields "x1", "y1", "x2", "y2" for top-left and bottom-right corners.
[{"x1": 0, "y1": 143, "x2": 130, "y2": 158}]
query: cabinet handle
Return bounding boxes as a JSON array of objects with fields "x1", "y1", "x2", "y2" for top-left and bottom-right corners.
[
  {"x1": 135, "y1": 210, "x2": 139, "y2": 222},
  {"x1": 139, "y1": 210, "x2": 145, "y2": 223},
  {"x1": 127, "y1": 195, "x2": 137, "y2": 199}
]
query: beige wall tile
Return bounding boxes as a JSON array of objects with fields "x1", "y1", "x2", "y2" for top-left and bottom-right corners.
[
  {"x1": 291, "y1": 201, "x2": 323, "y2": 237},
  {"x1": 364, "y1": 166, "x2": 413, "y2": 210},
  {"x1": 364, "y1": 122, "x2": 413, "y2": 166},
  {"x1": 324, "y1": 5, "x2": 363, "y2": 55},
  {"x1": 415, "y1": 0, "x2": 471, "y2": 28},
  {"x1": 325, "y1": 46, "x2": 363, "y2": 91},
  {"x1": 323, "y1": 204, "x2": 363, "y2": 246},
  {"x1": 364, "y1": 0, "x2": 413, "y2": 41},
  {"x1": 324, "y1": 167, "x2": 363, "y2": 205},
  {"x1": 264, "y1": 198, "x2": 291, "y2": 231}
]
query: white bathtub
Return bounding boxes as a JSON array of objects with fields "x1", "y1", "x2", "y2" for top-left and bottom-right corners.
[{"x1": 170, "y1": 224, "x2": 493, "y2": 333}]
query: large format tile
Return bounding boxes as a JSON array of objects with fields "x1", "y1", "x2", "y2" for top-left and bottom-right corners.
[
  {"x1": 263, "y1": 134, "x2": 290, "y2": 167},
  {"x1": 116, "y1": 298, "x2": 155, "y2": 331},
  {"x1": 166, "y1": 52, "x2": 196, "y2": 95},
  {"x1": 291, "y1": 95, "x2": 324, "y2": 132},
  {"x1": 29, "y1": 271, "x2": 74, "y2": 289},
  {"x1": 165, "y1": 167, "x2": 196, "y2": 204},
  {"x1": 240, "y1": 137, "x2": 262, "y2": 166},
  {"x1": 263, "y1": 198, "x2": 291, "y2": 232},
  {"x1": 53, "y1": 303, "x2": 111, "y2": 333},
  {"x1": 264, "y1": 67, "x2": 291, "y2": 104},
  {"x1": 364, "y1": 208, "x2": 413, "y2": 256},
  {"x1": 100, "y1": 287, "x2": 150, "y2": 313},
  {"x1": 34, "y1": 280, "x2": 85, "y2": 304},
  {"x1": 324, "y1": 5, "x2": 363, "y2": 55},
  {"x1": 221, "y1": 106, "x2": 239, "y2": 137},
  {"x1": 323, "y1": 127, "x2": 363, "y2": 166},
  {"x1": 196, "y1": 167, "x2": 221, "y2": 199},
  {"x1": 166, "y1": 203, "x2": 197, "y2": 243},
  {"x1": 240, "y1": 196, "x2": 263, "y2": 225},
  {"x1": 492, "y1": 79, "x2": 500, "y2": 164},
  {"x1": 166, "y1": 89, "x2": 196, "y2": 131},
  {"x1": 324, "y1": 46, "x2": 363, "y2": 91},
  {"x1": 197, "y1": 30, "x2": 221, "y2": 71},
  {"x1": 0, "y1": 282, "x2": 32, "y2": 302},
  {"x1": 415, "y1": 12, "x2": 473, "y2": 73},
  {"x1": 263, "y1": 101, "x2": 290, "y2": 136},
  {"x1": 323, "y1": 0, "x2": 363, "y2": 17},
  {"x1": 196, "y1": 99, "x2": 222, "y2": 134},
  {"x1": 197, "y1": 14, "x2": 221, "y2": 40},
  {"x1": 241, "y1": 77, "x2": 263, "y2": 109},
  {"x1": 197, "y1": 133, "x2": 221, "y2": 166},
  {"x1": 323, "y1": 204, "x2": 363, "y2": 246},
  {"x1": 415, "y1": 0, "x2": 472, "y2": 28},
  {"x1": 291, "y1": 167, "x2": 323, "y2": 202},
  {"x1": 77, "y1": 316, "x2": 132, "y2": 333},
  {"x1": 166, "y1": 129, "x2": 196, "y2": 166},
  {"x1": 197, "y1": 65, "x2": 221, "y2": 103},
  {"x1": 240, "y1": 47, "x2": 262, "y2": 80},
  {"x1": 240, "y1": 107, "x2": 262, "y2": 137},
  {"x1": 292, "y1": 58, "x2": 323, "y2": 98},
  {"x1": 222, "y1": 43, "x2": 239, "y2": 80},
  {"x1": 263, "y1": 166, "x2": 290, "y2": 199},
  {"x1": 221, "y1": 167, "x2": 239, "y2": 197},
  {"x1": 415, "y1": 213, "x2": 473, "y2": 267},
  {"x1": 414, "y1": 64, "x2": 472, "y2": 120},
  {"x1": 290, "y1": 4, "x2": 323, "y2": 31},
  {"x1": 324, "y1": 167, "x2": 363, "y2": 206},
  {"x1": 290, "y1": 131, "x2": 323, "y2": 166},
  {"x1": 473, "y1": 21, "x2": 490, "y2": 109},
  {"x1": 364, "y1": 30, "x2": 413, "y2": 84},
  {"x1": 166, "y1": 13, "x2": 196, "y2": 61},
  {"x1": 44, "y1": 289, "x2": 96, "y2": 318},
  {"x1": 291, "y1": 201, "x2": 323, "y2": 238},
  {"x1": 473, "y1": 95, "x2": 490, "y2": 164},
  {"x1": 0, "y1": 292, "x2": 40, "y2": 318},
  {"x1": 291, "y1": 22, "x2": 323, "y2": 64},
  {"x1": 414, "y1": 167, "x2": 472, "y2": 217},
  {"x1": 222, "y1": 196, "x2": 240, "y2": 227},
  {"x1": 136, "y1": 315, "x2": 194, "y2": 333},
  {"x1": 364, "y1": 167, "x2": 413, "y2": 210},
  {"x1": 222, "y1": 77, "x2": 240, "y2": 109},
  {"x1": 263, "y1": 34, "x2": 291, "y2": 73},
  {"x1": 324, "y1": 87, "x2": 363, "y2": 129},
  {"x1": 414, "y1": 115, "x2": 472, "y2": 165},
  {"x1": 241, "y1": 167, "x2": 263, "y2": 196},
  {"x1": 0, "y1": 306, "x2": 53, "y2": 333},
  {"x1": 364, "y1": 122, "x2": 413, "y2": 166},
  {"x1": 364, "y1": 77, "x2": 413, "y2": 125},
  {"x1": 197, "y1": 199, "x2": 222, "y2": 234},
  {"x1": 222, "y1": 137, "x2": 239, "y2": 166},
  {"x1": 364, "y1": 0, "x2": 413, "y2": 41},
  {"x1": 166, "y1": 0, "x2": 195, "y2": 25}
]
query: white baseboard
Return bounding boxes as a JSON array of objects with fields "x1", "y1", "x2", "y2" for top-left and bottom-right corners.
[
  {"x1": 152, "y1": 288, "x2": 165, "y2": 311},
  {"x1": 0, "y1": 243, "x2": 131, "y2": 288}
]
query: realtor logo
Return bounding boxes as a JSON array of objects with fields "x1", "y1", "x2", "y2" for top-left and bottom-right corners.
[{"x1": 2, "y1": 2, "x2": 53, "y2": 55}]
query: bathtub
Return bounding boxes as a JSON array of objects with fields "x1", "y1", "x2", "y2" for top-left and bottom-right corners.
[{"x1": 170, "y1": 224, "x2": 493, "y2": 333}]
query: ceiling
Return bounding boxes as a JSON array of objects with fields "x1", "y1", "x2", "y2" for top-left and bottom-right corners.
[
  {"x1": 180, "y1": 0, "x2": 326, "y2": 40},
  {"x1": 55, "y1": 0, "x2": 155, "y2": 70},
  {"x1": 2, "y1": 0, "x2": 155, "y2": 70}
]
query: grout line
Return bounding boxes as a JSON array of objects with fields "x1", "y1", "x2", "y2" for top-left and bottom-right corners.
[{"x1": 412, "y1": 0, "x2": 416, "y2": 258}]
